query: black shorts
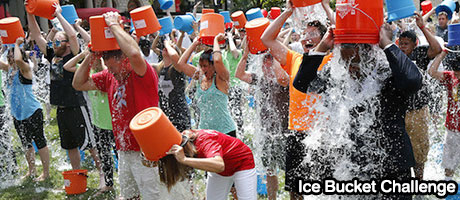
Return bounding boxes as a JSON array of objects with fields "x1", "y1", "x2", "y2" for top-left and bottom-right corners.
[
  {"x1": 13, "y1": 109, "x2": 46, "y2": 149},
  {"x1": 57, "y1": 106, "x2": 94, "y2": 150}
]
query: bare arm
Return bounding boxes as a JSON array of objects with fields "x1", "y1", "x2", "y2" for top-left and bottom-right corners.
[
  {"x1": 63, "y1": 49, "x2": 89, "y2": 72},
  {"x1": 213, "y1": 34, "x2": 229, "y2": 82},
  {"x1": 72, "y1": 52, "x2": 98, "y2": 91},
  {"x1": 168, "y1": 144, "x2": 225, "y2": 173},
  {"x1": 27, "y1": 12, "x2": 48, "y2": 55},
  {"x1": 235, "y1": 38, "x2": 252, "y2": 84},
  {"x1": 193, "y1": 1, "x2": 201, "y2": 19},
  {"x1": 261, "y1": 1, "x2": 293, "y2": 66},
  {"x1": 177, "y1": 38, "x2": 200, "y2": 79},
  {"x1": 415, "y1": 12, "x2": 441, "y2": 59},
  {"x1": 282, "y1": 28, "x2": 293, "y2": 46},
  {"x1": 0, "y1": 60, "x2": 9, "y2": 71},
  {"x1": 422, "y1": 8, "x2": 436, "y2": 23},
  {"x1": 46, "y1": 28, "x2": 58, "y2": 43},
  {"x1": 164, "y1": 40, "x2": 180, "y2": 65},
  {"x1": 74, "y1": 19, "x2": 91, "y2": 44},
  {"x1": 227, "y1": 31, "x2": 241, "y2": 59},
  {"x1": 273, "y1": 60, "x2": 289, "y2": 87},
  {"x1": 176, "y1": 31, "x2": 186, "y2": 54},
  {"x1": 321, "y1": 0, "x2": 335, "y2": 25},
  {"x1": 14, "y1": 38, "x2": 33, "y2": 80},
  {"x1": 428, "y1": 50, "x2": 447, "y2": 81},
  {"x1": 53, "y1": 3, "x2": 80, "y2": 55},
  {"x1": 152, "y1": 33, "x2": 162, "y2": 56},
  {"x1": 104, "y1": 12, "x2": 146, "y2": 76}
]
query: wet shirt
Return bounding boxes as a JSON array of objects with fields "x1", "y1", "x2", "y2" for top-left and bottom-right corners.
[
  {"x1": 158, "y1": 65, "x2": 191, "y2": 132},
  {"x1": 194, "y1": 129, "x2": 255, "y2": 176},
  {"x1": 442, "y1": 71, "x2": 460, "y2": 132},
  {"x1": 7, "y1": 71, "x2": 42, "y2": 120},
  {"x1": 92, "y1": 59, "x2": 159, "y2": 151},
  {"x1": 406, "y1": 46, "x2": 431, "y2": 110},
  {"x1": 45, "y1": 47, "x2": 86, "y2": 107},
  {"x1": 436, "y1": 25, "x2": 449, "y2": 42}
]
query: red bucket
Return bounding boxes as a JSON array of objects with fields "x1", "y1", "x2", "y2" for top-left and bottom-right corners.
[
  {"x1": 334, "y1": 0, "x2": 383, "y2": 44},
  {"x1": 421, "y1": 1, "x2": 433, "y2": 16},
  {"x1": 270, "y1": 7, "x2": 281, "y2": 19},
  {"x1": 291, "y1": 0, "x2": 321, "y2": 7}
]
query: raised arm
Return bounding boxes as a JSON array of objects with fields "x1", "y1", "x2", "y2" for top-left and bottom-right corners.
[
  {"x1": 422, "y1": 8, "x2": 436, "y2": 23},
  {"x1": 26, "y1": 12, "x2": 48, "y2": 55},
  {"x1": 74, "y1": 19, "x2": 91, "y2": 44},
  {"x1": 103, "y1": 12, "x2": 146, "y2": 76},
  {"x1": 53, "y1": 3, "x2": 80, "y2": 55},
  {"x1": 428, "y1": 50, "x2": 447, "y2": 81},
  {"x1": 152, "y1": 33, "x2": 162, "y2": 57},
  {"x1": 14, "y1": 38, "x2": 33, "y2": 80},
  {"x1": 72, "y1": 52, "x2": 98, "y2": 91},
  {"x1": 235, "y1": 38, "x2": 252, "y2": 84},
  {"x1": 177, "y1": 38, "x2": 200, "y2": 79},
  {"x1": 63, "y1": 49, "x2": 89, "y2": 72},
  {"x1": 176, "y1": 31, "x2": 186, "y2": 54},
  {"x1": 321, "y1": 0, "x2": 335, "y2": 25},
  {"x1": 261, "y1": 0, "x2": 293, "y2": 66},
  {"x1": 46, "y1": 28, "x2": 58, "y2": 43},
  {"x1": 273, "y1": 60, "x2": 289, "y2": 87},
  {"x1": 415, "y1": 13, "x2": 441, "y2": 59},
  {"x1": 164, "y1": 40, "x2": 180, "y2": 65},
  {"x1": 227, "y1": 30, "x2": 241, "y2": 59},
  {"x1": 193, "y1": 1, "x2": 201, "y2": 19},
  {"x1": 282, "y1": 28, "x2": 293, "y2": 46},
  {"x1": 213, "y1": 33, "x2": 229, "y2": 82}
]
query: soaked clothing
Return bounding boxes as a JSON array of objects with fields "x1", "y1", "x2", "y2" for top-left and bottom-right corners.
[
  {"x1": 293, "y1": 44, "x2": 421, "y2": 178},
  {"x1": 442, "y1": 71, "x2": 460, "y2": 132},
  {"x1": 7, "y1": 71, "x2": 42, "y2": 120},
  {"x1": 251, "y1": 73, "x2": 289, "y2": 170},
  {"x1": 158, "y1": 65, "x2": 191, "y2": 132},
  {"x1": 45, "y1": 47, "x2": 86, "y2": 107},
  {"x1": 406, "y1": 46, "x2": 432, "y2": 111},
  {"x1": 195, "y1": 76, "x2": 236, "y2": 135},
  {"x1": 14, "y1": 109, "x2": 46, "y2": 150},
  {"x1": 436, "y1": 25, "x2": 449, "y2": 42}
]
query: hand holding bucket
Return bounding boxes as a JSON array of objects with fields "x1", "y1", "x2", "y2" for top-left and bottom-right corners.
[
  {"x1": 25, "y1": 0, "x2": 59, "y2": 20},
  {"x1": 0, "y1": 17, "x2": 25, "y2": 44}
]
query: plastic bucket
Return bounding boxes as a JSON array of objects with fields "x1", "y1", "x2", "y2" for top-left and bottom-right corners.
[
  {"x1": 385, "y1": 0, "x2": 416, "y2": 22},
  {"x1": 158, "y1": 0, "x2": 174, "y2": 10},
  {"x1": 219, "y1": 11, "x2": 232, "y2": 23},
  {"x1": 334, "y1": 0, "x2": 384, "y2": 44},
  {"x1": 436, "y1": 0, "x2": 456, "y2": 20},
  {"x1": 199, "y1": 13, "x2": 225, "y2": 45},
  {"x1": 202, "y1": 8, "x2": 214, "y2": 14},
  {"x1": 130, "y1": 6, "x2": 161, "y2": 37},
  {"x1": 447, "y1": 24, "x2": 460, "y2": 47},
  {"x1": 62, "y1": 169, "x2": 88, "y2": 195},
  {"x1": 158, "y1": 17, "x2": 173, "y2": 36},
  {"x1": 89, "y1": 15, "x2": 122, "y2": 51},
  {"x1": 291, "y1": 0, "x2": 321, "y2": 7},
  {"x1": 245, "y1": 18, "x2": 270, "y2": 54},
  {"x1": 421, "y1": 1, "x2": 433, "y2": 16},
  {"x1": 129, "y1": 107, "x2": 182, "y2": 161},
  {"x1": 174, "y1": 15, "x2": 195, "y2": 33},
  {"x1": 231, "y1": 11, "x2": 247, "y2": 29},
  {"x1": 26, "y1": 0, "x2": 59, "y2": 20},
  {"x1": 61, "y1": 5, "x2": 79, "y2": 24},
  {"x1": 246, "y1": 8, "x2": 264, "y2": 22},
  {"x1": 270, "y1": 7, "x2": 281, "y2": 19},
  {"x1": 0, "y1": 17, "x2": 25, "y2": 44},
  {"x1": 261, "y1": 9, "x2": 268, "y2": 18}
]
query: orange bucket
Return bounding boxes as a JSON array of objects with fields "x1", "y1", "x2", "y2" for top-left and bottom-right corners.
[
  {"x1": 129, "y1": 107, "x2": 182, "y2": 161},
  {"x1": 62, "y1": 169, "x2": 88, "y2": 195},
  {"x1": 231, "y1": 11, "x2": 247, "y2": 29},
  {"x1": 26, "y1": 0, "x2": 59, "y2": 20},
  {"x1": 130, "y1": 6, "x2": 161, "y2": 37},
  {"x1": 0, "y1": 17, "x2": 25, "y2": 44},
  {"x1": 199, "y1": 13, "x2": 225, "y2": 45},
  {"x1": 89, "y1": 15, "x2": 123, "y2": 51},
  {"x1": 202, "y1": 8, "x2": 214, "y2": 14},
  {"x1": 291, "y1": 0, "x2": 321, "y2": 7},
  {"x1": 334, "y1": 0, "x2": 383, "y2": 44},
  {"x1": 245, "y1": 18, "x2": 270, "y2": 54}
]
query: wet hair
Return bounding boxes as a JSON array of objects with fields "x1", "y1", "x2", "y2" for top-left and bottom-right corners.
[
  {"x1": 158, "y1": 137, "x2": 196, "y2": 191},
  {"x1": 102, "y1": 49, "x2": 123, "y2": 60},
  {"x1": 400, "y1": 31, "x2": 417, "y2": 43},
  {"x1": 438, "y1": 11, "x2": 448, "y2": 18},
  {"x1": 307, "y1": 20, "x2": 327, "y2": 37},
  {"x1": 199, "y1": 49, "x2": 214, "y2": 65}
]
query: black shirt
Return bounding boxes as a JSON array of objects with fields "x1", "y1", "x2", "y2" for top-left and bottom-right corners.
[
  {"x1": 407, "y1": 46, "x2": 431, "y2": 110},
  {"x1": 436, "y1": 25, "x2": 449, "y2": 42},
  {"x1": 45, "y1": 47, "x2": 86, "y2": 107}
]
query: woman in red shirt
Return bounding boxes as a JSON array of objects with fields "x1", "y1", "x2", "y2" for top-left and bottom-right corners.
[{"x1": 159, "y1": 129, "x2": 257, "y2": 200}]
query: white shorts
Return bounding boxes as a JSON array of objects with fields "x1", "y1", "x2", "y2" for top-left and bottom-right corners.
[
  {"x1": 442, "y1": 129, "x2": 460, "y2": 170},
  {"x1": 119, "y1": 151, "x2": 160, "y2": 199},
  {"x1": 206, "y1": 168, "x2": 257, "y2": 200}
]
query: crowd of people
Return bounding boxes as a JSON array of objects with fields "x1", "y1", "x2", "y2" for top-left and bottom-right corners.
[{"x1": 0, "y1": 0, "x2": 459, "y2": 199}]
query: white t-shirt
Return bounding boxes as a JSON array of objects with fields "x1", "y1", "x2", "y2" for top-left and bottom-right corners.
[
  {"x1": 289, "y1": 42, "x2": 304, "y2": 54},
  {"x1": 142, "y1": 49, "x2": 159, "y2": 65}
]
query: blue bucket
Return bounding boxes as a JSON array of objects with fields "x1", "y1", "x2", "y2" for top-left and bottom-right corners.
[
  {"x1": 158, "y1": 0, "x2": 174, "y2": 10},
  {"x1": 61, "y1": 5, "x2": 79, "y2": 24},
  {"x1": 246, "y1": 8, "x2": 264, "y2": 22},
  {"x1": 448, "y1": 23, "x2": 460, "y2": 46},
  {"x1": 159, "y1": 17, "x2": 173, "y2": 35},
  {"x1": 174, "y1": 15, "x2": 195, "y2": 34},
  {"x1": 257, "y1": 173, "x2": 268, "y2": 195},
  {"x1": 436, "y1": 0, "x2": 456, "y2": 20},
  {"x1": 385, "y1": 0, "x2": 416, "y2": 22},
  {"x1": 219, "y1": 11, "x2": 232, "y2": 23}
]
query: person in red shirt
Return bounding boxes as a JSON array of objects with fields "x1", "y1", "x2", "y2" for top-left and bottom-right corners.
[
  {"x1": 428, "y1": 49, "x2": 460, "y2": 181},
  {"x1": 161, "y1": 129, "x2": 257, "y2": 200},
  {"x1": 72, "y1": 12, "x2": 160, "y2": 199}
]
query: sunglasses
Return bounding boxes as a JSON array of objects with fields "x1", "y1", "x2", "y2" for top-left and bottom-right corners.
[{"x1": 47, "y1": 40, "x2": 69, "y2": 48}]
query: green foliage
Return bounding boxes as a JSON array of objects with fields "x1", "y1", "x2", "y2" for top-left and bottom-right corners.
[{"x1": 261, "y1": 0, "x2": 286, "y2": 10}]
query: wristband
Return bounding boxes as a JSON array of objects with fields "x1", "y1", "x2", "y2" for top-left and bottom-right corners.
[
  {"x1": 443, "y1": 48, "x2": 449, "y2": 53},
  {"x1": 418, "y1": 24, "x2": 425, "y2": 30}
]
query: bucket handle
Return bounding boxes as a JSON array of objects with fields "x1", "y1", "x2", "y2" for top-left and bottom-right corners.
[
  {"x1": 336, "y1": 3, "x2": 380, "y2": 32},
  {"x1": 77, "y1": 172, "x2": 89, "y2": 178},
  {"x1": 446, "y1": 47, "x2": 460, "y2": 53}
]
